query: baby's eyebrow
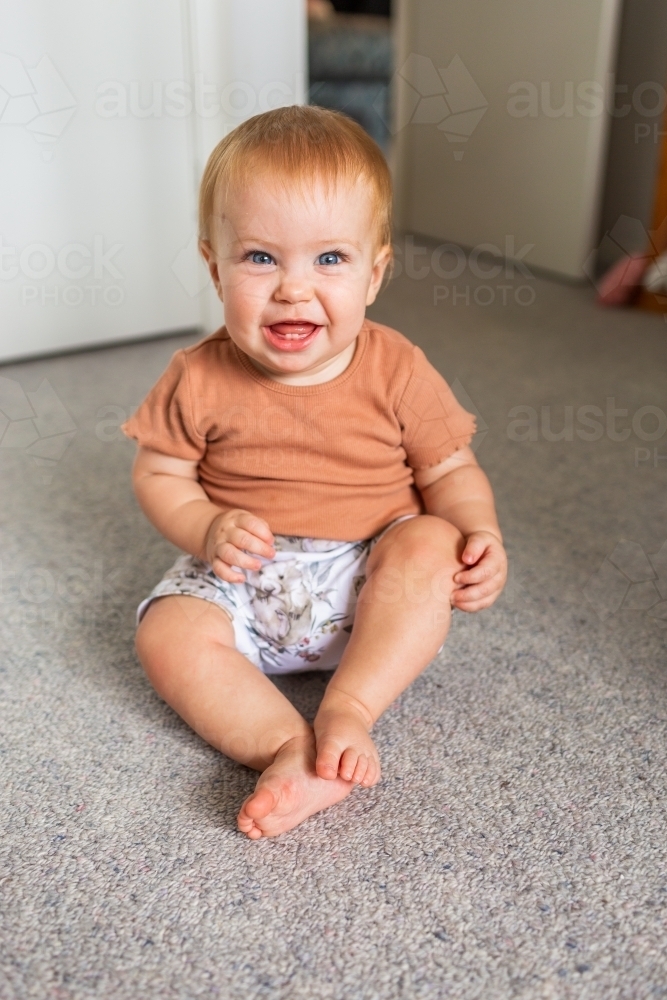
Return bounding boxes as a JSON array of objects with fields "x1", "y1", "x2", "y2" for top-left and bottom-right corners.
[
  {"x1": 234, "y1": 233, "x2": 277, "y2": 245},
  {"x1": 320, "y1": 239, "x2": 363, "y2": 251},
  {"x1": 232, "y1": 237, "x2": 363, "y2": 253},
  {"x1": 231, "y1": 235, "x2": 277, "y2": 248}
]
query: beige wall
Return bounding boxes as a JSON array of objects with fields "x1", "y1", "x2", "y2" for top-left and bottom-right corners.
[
  {"x1": 393, "y1": 0, "x2": 623, "y2": 279},
  {"x1": 597, "y1": 0, "x2": 667, "y2": 270}
]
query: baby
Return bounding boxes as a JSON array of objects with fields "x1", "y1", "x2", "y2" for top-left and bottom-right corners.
[{"x1": 123, "y1": 106, "x2": 507, "y2": 839}]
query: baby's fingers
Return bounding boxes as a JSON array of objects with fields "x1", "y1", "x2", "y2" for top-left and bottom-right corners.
[
  {"x1": 214, "y1": 541, "x2": 264, "y2": 577},
  {"x1": 230, "y1": 527, "x2": 275, "y2": 563},
  {"x1": 455, "y1": 556, "x2": 497, "y2": 586},
  {"x1": 211, "y1": 556, "x2": 246, "y2": 584},
  {"x1": 452, "y1": 573, "x2": 504, "y2": 610},
  {"x1": 453, "y1": 594, "x2": 496, "y2": 613},
  {"x1": 455, "y1": 566, "x2": 486, "y2": 586},
  {"x1": 461, "y1": 535, "x2": 490, "y2": 565},
  {"x1": 236, "y1": 512, "x2": 275, "y2": 550}
]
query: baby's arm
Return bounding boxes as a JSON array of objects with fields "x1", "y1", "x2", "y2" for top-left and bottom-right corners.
[
  {"x1": 132, "y1": 446, "x2": 275, "y2": 582},
  {"x1": 413, "y1": 446, "x2": 507, "y2": 612}
]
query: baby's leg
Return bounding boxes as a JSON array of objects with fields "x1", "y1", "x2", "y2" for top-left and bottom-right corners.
[
  {"x1": 314, "y1": 515, "x2": 464, "y2": 784},
  {"x1": 136, "y1": 595, "x2": 354, "y2": 838}
]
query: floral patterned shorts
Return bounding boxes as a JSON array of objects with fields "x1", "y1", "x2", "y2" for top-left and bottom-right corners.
[{"x1": 137, "y1": 515, "x2": 416, "y2": 675}]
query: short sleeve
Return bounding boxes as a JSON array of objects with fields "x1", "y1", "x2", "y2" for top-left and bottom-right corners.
[
  {"x1": 397, "y1": 346, "x2": 476, "y2": 470},
  {"x1": 121, "y1": 350, "x2": 206, "y2": 461}
]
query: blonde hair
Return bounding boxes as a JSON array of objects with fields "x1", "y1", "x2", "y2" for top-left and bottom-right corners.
[{"x1": 199, "y1": 105, "x2": 392, "y2": 251}]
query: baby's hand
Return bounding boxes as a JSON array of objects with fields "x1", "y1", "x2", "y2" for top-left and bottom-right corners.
[
  {"x1": 451, "y1": 530, "x2": 507, "y2": 612},
  {"x1": 204, "y1": 509, "x2": 275, "y2": 583}
]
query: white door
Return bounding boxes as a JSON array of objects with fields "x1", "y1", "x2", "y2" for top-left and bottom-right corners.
[{"x1": 0, "y1": 0, "x2": 305, "y2": 362}]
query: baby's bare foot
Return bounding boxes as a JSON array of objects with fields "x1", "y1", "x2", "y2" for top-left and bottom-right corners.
[
  {"x1": 314, "y1": 694, "x2": 381, "y2": 787},
  {"x1": 237, "y1": 734, "x2": 354, "y2": 839}
]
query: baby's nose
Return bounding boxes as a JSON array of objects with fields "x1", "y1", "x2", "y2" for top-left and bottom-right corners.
[{"x1": 275, "y1": 272, "x2": 314, "y2": 303}]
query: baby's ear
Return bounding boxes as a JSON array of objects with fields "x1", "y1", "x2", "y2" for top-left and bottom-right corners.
[
  {"x1": 199, "y1": 241, "x2": 224, "y2": 301},
  {"x1": 199, "y1": 239, "x2": 215, "y2": 267},
  {"x1": 366, "y1": 244, "x2": 393, "y2": 305}
]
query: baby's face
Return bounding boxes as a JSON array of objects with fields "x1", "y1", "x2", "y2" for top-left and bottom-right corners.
[{"x1": 201, "y1": 174, "x2": 391, "y2": 383}]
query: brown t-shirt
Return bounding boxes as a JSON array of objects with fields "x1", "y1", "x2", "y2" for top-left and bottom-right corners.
[{"x1": 122, "y1": 320, "x2": 476, "y2": 540}]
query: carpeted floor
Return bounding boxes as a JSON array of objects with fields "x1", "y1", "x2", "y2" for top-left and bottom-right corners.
[{"x1": 1, "y1": 244, "x2": 666, "y2": 999}]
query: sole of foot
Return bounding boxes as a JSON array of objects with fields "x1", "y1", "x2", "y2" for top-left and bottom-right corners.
[{"x1": 237, "y1": 735, "x2": 356, "y2": 839}]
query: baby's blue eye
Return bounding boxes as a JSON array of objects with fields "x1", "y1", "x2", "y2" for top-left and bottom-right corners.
[
  {"x1": 249, "y1": 251, "x2": 274, "y2": 265},
  {"x1": 318, "y1": 252, "x2": 341, "y2": 266}
]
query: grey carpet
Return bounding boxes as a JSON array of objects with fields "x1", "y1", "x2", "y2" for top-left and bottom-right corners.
[{"x1": 1, "y1": 244, "x2": 666, "y2": 999}]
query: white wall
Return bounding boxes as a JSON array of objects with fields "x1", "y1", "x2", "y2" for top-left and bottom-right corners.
[
  {"x1": 393, "y1": 0, "x2": 623, "y2": 279},
  {"x1": 0, "y1": 0, "x2": 306, "y2": 362}
]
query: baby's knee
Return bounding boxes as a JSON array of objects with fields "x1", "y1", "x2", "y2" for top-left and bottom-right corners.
[
  {"x1": 389, "y1": 515, "x2": 464, "y2": 571},
  {"x1": 417, "y1": 514, "x2": 465, "y2": 553},
  {"x1": 367, "y1": 515, "x2": 464, "y2": 602},
  {"x1": 135, "y1": 596, "x2": 235, "y2": 674}
]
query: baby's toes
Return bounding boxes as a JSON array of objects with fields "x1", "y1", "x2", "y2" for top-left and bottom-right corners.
[
  {"x1": 339, "y1": 747, "x2": 364, "y2": 783},
  {"x1": 237, "y1": 801, "x2": 263, "y2": 839},
  {"x1": 350, "y1": 754, "x2": 370, "y2": 785},
  {"x1": 360, "y1": 756, "x2": 380, "y2": 788},
  {"x1": 315, "y1": 739, "x2": 343, "y2": 780}
]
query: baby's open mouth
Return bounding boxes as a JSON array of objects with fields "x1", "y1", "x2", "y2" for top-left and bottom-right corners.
[{"x1": 264, "y1": 321, "x2": 320, "y2": 351}]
